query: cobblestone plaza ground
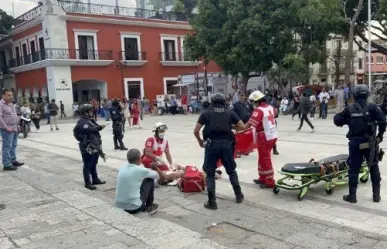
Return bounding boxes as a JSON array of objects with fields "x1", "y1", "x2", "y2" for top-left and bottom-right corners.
[{"x1": 1, "y1": 115, "x2": 387, "y2": 248}]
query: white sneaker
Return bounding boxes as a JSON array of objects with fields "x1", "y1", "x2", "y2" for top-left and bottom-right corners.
[{"x1": 36, "y1": 129, "x2": 40, "y2": 133}]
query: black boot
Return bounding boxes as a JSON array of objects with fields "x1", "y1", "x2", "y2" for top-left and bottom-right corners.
[
  {"x1": 273, "y1": 144, "x2": 279, "y2": 155},
  {"x1": 118, "y1": 138, "x2": 128, "y2": 150},
  {"x1": 204, "y1": 189, "x2": 218, "y2": 210},
  {"x1": 113, "y1": 137, "x2": 120, "y2": 150},
  {"x1": 343, "y1": 186, "x2": 357, "y2": 203},
  {"x1": 232, "y1": 185, "x2": 244, "y2": 203},
  {"x1": 373, "y1": 185, "x2": 381, "y2": 202}
]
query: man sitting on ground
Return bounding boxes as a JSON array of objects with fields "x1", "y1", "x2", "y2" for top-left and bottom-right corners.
[{"x1": 115, "y1": 149, "x2": 162, "y2": 214}]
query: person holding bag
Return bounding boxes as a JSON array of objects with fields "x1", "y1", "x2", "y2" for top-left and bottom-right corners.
[{"x1": 30, "y1": 102, "x2": 41, "y2": 132}]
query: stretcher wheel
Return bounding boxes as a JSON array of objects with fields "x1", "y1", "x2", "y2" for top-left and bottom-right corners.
[
  {"x1": 273, "y1": 187, "x2": 280, "y2": 195},
  {"x1": 360, "y1": 175, "x2": 369, "y2": 183},
  {"x1": 325, "y1": 188, "x2": 334, "y2": 195}
]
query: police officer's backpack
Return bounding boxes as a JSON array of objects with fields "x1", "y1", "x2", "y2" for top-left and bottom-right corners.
[{"x1": 349, "y1": 103, "x2": 370, "y2": 137}]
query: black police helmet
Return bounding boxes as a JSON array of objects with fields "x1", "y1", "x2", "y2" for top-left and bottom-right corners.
[
  {"x1": 211, "y1": 92, "x2": 226, "y2": 105},
  {"x1": 353, "y1": 84, "x2": 369, "y2": 99},
  {"x1": 79, "y1": 104, "x2": 93, "y2": 116}
]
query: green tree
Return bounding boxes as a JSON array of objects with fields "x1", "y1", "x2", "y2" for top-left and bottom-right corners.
[{"x1": 0, "y1": 9, "x2": 14, "y2": 34}]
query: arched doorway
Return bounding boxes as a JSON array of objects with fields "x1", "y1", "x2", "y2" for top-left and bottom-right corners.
[{"x1": 73, "y1": 79, "x2": 107, "y2": 104}]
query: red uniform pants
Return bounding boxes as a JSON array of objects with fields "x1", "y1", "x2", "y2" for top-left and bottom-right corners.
[
  {"x1": 132, "y1": 115, "x2": 139, "y2": 125},
  {"x1": 257, "y1": 137, "x2": 277, "y2": 187},
  {"x1": 141, "y1": 156, "x2": 169, "y2": 171}
]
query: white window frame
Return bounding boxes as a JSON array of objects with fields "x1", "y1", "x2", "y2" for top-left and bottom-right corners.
[
  {"x1": 37, "y1": 33, "x2": 44, "y2": 50},
  {"x1": 123, "y1": 78, "x2": 144, "y2": 99},
  {"x1": 160, "y1": 35, "x2": 178, "y2": 61},
  {"x1": 179, "y1": 36, "x2": 185, "y2": 61},
  {"x1": 120, "y1": 32, "x2": 142, "y2": 61},
  {"x1": 376, "y1": 56, "x2": 384, "y2": 64},
  {"x1": 74, "y1": 29, "x2": 99, "y2": 60},
  {"x1": 21, "y1": 41, "x2": 29, "y2": 57},
  {"x1": 163, "y1": 77, "x2": 178, "y2": 95}
]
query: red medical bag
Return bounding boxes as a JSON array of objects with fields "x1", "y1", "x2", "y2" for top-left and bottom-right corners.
[{"x1": 178, "y1": 166, "x2": 206, "y2": 193}]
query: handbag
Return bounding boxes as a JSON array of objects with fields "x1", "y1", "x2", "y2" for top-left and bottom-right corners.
[{"x1": 177, "y1": 166, "x2": 206, "y2": 193}]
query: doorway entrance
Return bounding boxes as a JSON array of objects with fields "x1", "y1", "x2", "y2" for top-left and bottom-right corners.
[{"x1": 124, "y1": 78, "x2": 144, "y2": 100}]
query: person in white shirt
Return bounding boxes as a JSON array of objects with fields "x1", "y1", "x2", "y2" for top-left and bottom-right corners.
[
  {"x1": 279, "y1": 97, "x2": 288, "y2": 114},
  {"x1": 176, "y1": 98, "x2": 182, "y2": 114},
  {"x1": 318, "y1": 88, "x2": 330, "y2": 118},
  {"x1": 309, "y1": 94, "x2": 316, "y2": 119},
  {"x1": 73, "y1": 103, "x2": 79, "y2": 118}
]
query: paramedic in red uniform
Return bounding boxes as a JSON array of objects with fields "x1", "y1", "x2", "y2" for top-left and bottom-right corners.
[
  {"x1": 141, "y1": 122, "x2": 173, "y2": 171},
  {"x1": 245, "y1": 90, "x2": 278, "y2": 188}
]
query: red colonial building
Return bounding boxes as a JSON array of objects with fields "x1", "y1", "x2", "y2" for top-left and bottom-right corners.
[{"x1": 0, "y1": 0, "x2": 221, "y2": 113}]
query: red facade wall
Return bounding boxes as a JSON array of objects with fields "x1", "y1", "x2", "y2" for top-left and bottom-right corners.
[
  {"x1": 11, "y1": 24, "x2": 43, "y2": 56},
  {"x1": 66, "y1": 21, "x2": 221, "y2": 99},
  {"x1": 15, "y1": 68, "x2": 47, "y2": 90}
]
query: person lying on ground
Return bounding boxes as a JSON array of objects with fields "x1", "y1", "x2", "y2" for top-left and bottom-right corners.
[{"x1": 115, "y1": 149, "x2": 161, "y2": 215}]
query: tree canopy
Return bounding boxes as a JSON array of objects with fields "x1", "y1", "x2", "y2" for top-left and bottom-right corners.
[
  {"x1": 184, "y1": 0, "x2": 344, "y2": 91},
  {"x1": 0, "y1": 9, "x2": 14, "y2": 35}
]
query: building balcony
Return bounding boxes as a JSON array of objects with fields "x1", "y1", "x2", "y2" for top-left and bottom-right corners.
[
  {"x1": 119, "y1": 51, "x2": 148, "y2": 66},
  {"x1": 159, "y1": 52, "x2": 201, "y2": 66},
  {"x1": 13, "y1": 4, "x2": 43, "y2": 27},
  {"x1": 9, "y1": 48, "x2": 114, "y2": 73},
  {"x1": 318, "y1": 67, "x2": 329, "y2": 75},
  {"x1": 58, "y1": 0, "x2": 189, "y2": 22}
]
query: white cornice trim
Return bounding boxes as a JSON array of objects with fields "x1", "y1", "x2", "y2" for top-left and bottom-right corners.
[
  {"x1": 10, "y1": 17, "x2": 43, "y2": 36},
  {"x1": 160, "y1": 61, "x2": 201, "y2": 67},
  {"x1": 119, "y1": 31, "x2": 142, "y2": 36},
  {"x1": 120, "y1": 60, "x2": 147, "y2": 66},
  {"x1": 73, "y1": 29, "x2": 99, "y2": 33},
  {"x1": 160, "y1": 34, "x2": 180, "y2": 38},
  {"x1": 62, "y1": 15, "x2": 192, "y2": 30},
  {"x1": 10, "y1": 59, "x2": 114, "y2": 73}
]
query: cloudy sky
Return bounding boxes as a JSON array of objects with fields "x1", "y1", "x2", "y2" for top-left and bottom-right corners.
[{"x1": 2, "y1": 0, "x2": 136, "y2": 18}]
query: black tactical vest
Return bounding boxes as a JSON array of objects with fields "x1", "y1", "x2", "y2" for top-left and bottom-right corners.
[
  {"x1": 207, "y1": 107, "x2": 232, "y2": 140},
  {"x1": 348, "y1": 103, "x2": 371, "y2": 138}
]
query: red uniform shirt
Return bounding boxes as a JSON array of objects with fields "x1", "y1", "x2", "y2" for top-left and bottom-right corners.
[
  {"x1": 249, "y1": 103, "x2": 277, "y2": 132},
  {"x1": 142, "y1": 136, "x2": 170, "y2": 170}
]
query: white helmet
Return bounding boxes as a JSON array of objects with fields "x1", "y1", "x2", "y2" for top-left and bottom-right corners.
[
  {"x1": 153, "y1": 122, "x2": 168, "y2": 132},
  {"x1": 248, "y1": 90, "x2": 265, "y2": 102}
]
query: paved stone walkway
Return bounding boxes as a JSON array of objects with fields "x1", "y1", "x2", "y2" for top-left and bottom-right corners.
[{"x1": 1, "y1": 144, "x2": 387, "y2": 248}]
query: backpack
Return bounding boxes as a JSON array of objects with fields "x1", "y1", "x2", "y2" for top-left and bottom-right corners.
[
  {"x1": 73, "y1": 126, "x2": 83, "y2": 142},
  {"x1": 177, "y1": 166, "x2": 206, "y2": 193}
]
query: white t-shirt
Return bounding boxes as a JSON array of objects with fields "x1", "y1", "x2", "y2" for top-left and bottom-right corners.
[
  {"x1": 73, "y1": 104, "x2": 79, "y2": 111},
  {"x1": 318, "y1": 92, "x2": 330, "y2": 103},
  {"x1": 280, "y1": 99, "x2": 288, "y2": 105},
  {"x1": 309, "y1": 95, "x2": 316, "y2": 102},
  {"x1": 177, "y1": 99, "x2": 182, "y2": 107}
]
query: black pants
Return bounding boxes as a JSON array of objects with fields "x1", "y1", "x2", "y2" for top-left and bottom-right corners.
[
  {"x1": 113, "y1": 123, "x2": 125, "y2": 148},
  {"x1": 292, "y1": 105, "x2": 301, "y2": 119},
  {"x1": 126, "y1": 178, "x2": 155, "y2": 214},
  {"x1": 310, "y1": 105, "x2": 316, "y2": 118},
  {"x1": 348, "y1": 139, "x2": 381, "y2": 189},
  {"x1": 60, "y1": 110, "x2": 66, "y2": 118},
  {"x1": 31, "y1": 118, "x2": 40, "y2": 130},
  {"x1": 203, "y1": 140, "x2": 239, "y2": 191},
  {"x1": 298, "y1": 114, "x2": 314, "y2": 129},
  {"x1": 81, "y1": 152, "x2": 100, "y2": 185}
]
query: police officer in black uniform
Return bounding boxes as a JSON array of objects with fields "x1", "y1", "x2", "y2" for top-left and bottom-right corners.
[
  {"x1": 334, "y1": 85, "x2": 386, "y2": 203},
  {"x1": 110, "y1": 99, "x2": 128, "y2": 150},
  {"x1": 73, "y1": 104, "x2": 107, "y2": 190},
  {"x1": 194, "y1": 93, "x2": 245, "y2": 210}
]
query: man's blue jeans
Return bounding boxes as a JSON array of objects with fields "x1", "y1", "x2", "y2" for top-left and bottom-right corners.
[{"x1": 1, "y1": 130, "x2": 18, "y2": 167}]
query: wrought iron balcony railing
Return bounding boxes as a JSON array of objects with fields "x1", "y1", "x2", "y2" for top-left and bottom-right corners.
[
  {"x1": 9, "y1": 49, "x2": 113, "y2": 68},
  {"x1": 120, "y1": 51, "x2": 147, "y2": 61},
  {"x1": 159, "y1": 52, "x2": 190, "y2": 62},
  {"x1": 58, "y1": 0, "x2": 189, "y2": 22},
  {"x1": 13, "y1": 4, "x2": 43, "y2": 26}
]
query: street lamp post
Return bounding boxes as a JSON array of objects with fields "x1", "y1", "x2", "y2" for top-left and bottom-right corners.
[{"x1": 367, "y1": 0, "x2": 372, "y2": 90}]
